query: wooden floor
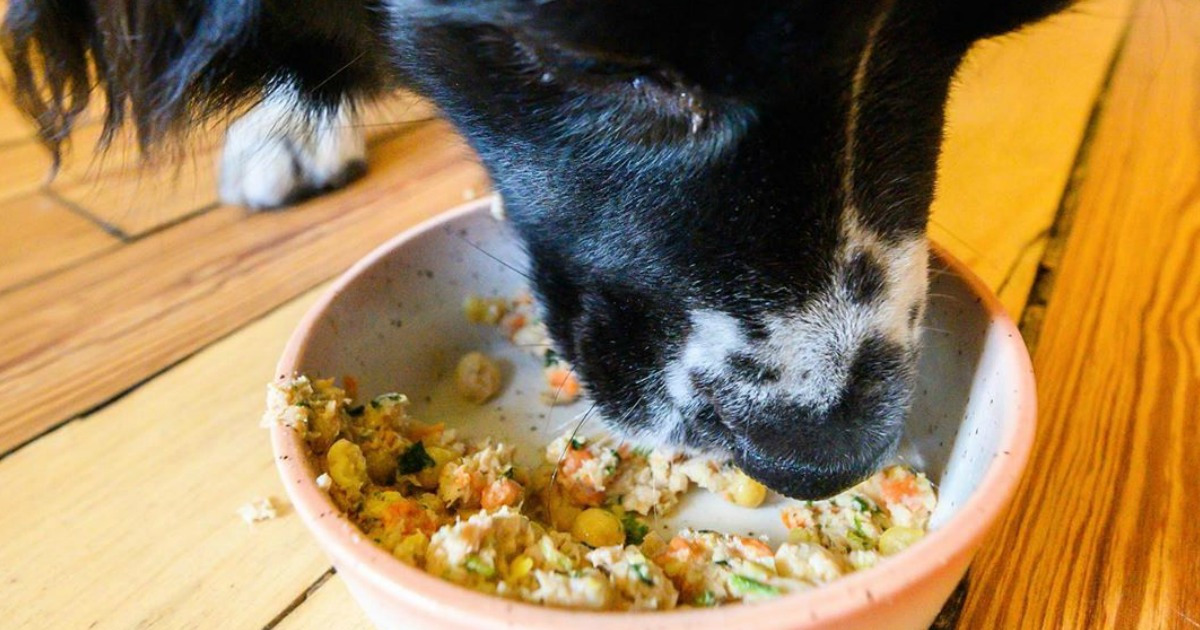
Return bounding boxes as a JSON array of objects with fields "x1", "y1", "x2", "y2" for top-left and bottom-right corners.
[{"x1": 2, "y1": 0, "x2": 1196, "y2": 627}]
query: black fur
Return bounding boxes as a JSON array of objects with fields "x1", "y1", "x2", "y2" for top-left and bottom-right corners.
[{"x1": 1, "y1": 0, "x2": 1070, "y2": 498}]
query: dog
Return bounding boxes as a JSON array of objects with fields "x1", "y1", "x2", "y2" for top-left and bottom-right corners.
[{"x1": 2, "y1": 0, "x2": 1067, "y2": 499}]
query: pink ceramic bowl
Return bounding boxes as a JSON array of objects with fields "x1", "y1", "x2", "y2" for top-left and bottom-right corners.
[{"x1": 271, "y1": 198, "x2": 1036, "y2": 630}]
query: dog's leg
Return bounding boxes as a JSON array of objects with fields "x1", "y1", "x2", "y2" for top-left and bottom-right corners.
[{"x1": 219, "y1": 85, "x2": 367, "y2": 210}]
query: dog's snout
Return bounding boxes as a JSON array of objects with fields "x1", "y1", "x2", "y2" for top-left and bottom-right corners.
[
  {"x1": 724, "y1": 396, "x2": 907, "y2": 500},
  {"x1": 685, "y1": 328, "x2": 915, "y2": 499}
]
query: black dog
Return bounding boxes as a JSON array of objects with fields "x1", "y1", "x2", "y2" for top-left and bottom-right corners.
[{"x1": 2, "y1": 0, "x2": 1067, "y2": 498}]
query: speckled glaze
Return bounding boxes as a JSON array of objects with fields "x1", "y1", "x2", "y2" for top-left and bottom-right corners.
[{"x1": 270, "y1": 198, "x2": 1037, "y2": 630}]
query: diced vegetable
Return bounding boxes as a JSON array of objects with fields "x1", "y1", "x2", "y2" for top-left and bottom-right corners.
[
  {"x1": 878, "y1": 526, "x2": 925, "y2": 556},
  {"x1": 724, "y1": 470, "x2": 768, "y2": 508},
  {"x1": 571, "y1": 508, "x2": 625, "y2": 547},
  {"x1": 465, "y1": 554, "x2": 496, "y2": 578},
  {"x1": 631, "y1": 563, "x2": 654, "y2": 585},
  {"x1": 397, "y1": 441, "x2": 437, "y2": 475},
  {"x1": 620, "y1": 512, "x2": 650, "y2": 545},
  {"x1": 729, "y1": 574, "x2": 781, "y2": 597}
]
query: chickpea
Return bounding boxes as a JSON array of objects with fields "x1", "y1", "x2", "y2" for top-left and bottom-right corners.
[
  {"x1": 878, "y1": 526, "x2": 925, "y2": 556},
  {"x1": 454, "y1": 352, "x2": 503, "y2": 404},
  {"x1": 724, "y1": 470, "x2": 768, "y2": 508},
  {"x1": 571, "y1": 508, "x2": 626, "y2": 548},
  {"x1": 327, "y1": 439, "x2": 369, "y2": 496}
]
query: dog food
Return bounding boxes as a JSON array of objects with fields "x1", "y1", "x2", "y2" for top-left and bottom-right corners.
[
  {"x1": 464, "y1": 292, "x2": 582, "y2": 405},
  {"x1": 264, "y1": 375, "x2": 937, "y2": 611}
]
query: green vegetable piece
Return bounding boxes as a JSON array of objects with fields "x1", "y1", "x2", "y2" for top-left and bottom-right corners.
[
  {"x1": 397, "y1": 442, "x2": 437, "y2": 475},
  {"x1": 620, "y1": 512, "x2": 649, "y2": 545},
  {"x1": 852, "y1": 496, "x2": 871, "y2": 512},
  {"x1": 729, "y1": 574, "x2": 781, "y2": 597},
  {"x1": 631, "y1": 563, "x2": 655, "y2": 585},
  {"x1": 464, "y1": 554, "x2": 496, "y2": 578},
  {"x1": 847, "y1": 517, "x2": 874, "y2": 550},
  {"x1": 544, "y1": 349, "x2": 560, "y2": 367},
  {"x1": 692, "y1": 590, "x2": 717, "y2": 607},
  {"x1": 370, "y1": 392, "x2": 406, "y2": 409},
  {"x1": 569, "y1": 437, "x2": 586, "y2": 450}
]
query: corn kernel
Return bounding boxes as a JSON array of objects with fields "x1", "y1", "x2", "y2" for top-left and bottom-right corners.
[
  {"x1": 787, "y1": 528, "x2": 818, "y2": 544},
  {"x1": 571, "y1": 508, "x2": 625, "y2": 547},
  {"x1": 724, "y1": 470, "x2": 768, "y2": 508},
  {"x1": 878, "y1": 526, "x2": 925, "y2": 556},
  {"x1": 509, "y1": 554, "x2": 534, "y2": 581}
]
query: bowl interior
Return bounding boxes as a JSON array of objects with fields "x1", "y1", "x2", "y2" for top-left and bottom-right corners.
[{"x1": 290, "y1": 201, "x2": 1013, "y2": 542}]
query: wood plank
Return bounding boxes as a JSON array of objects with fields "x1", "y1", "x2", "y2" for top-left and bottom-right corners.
[
  {"x1": 43, "y1": 95, "x2": 438, "y2": 237},
  {"x1": 0, "y1": 287, "x2": 336, "y2": 630},
  {"x1": 0, "y1": 192, "x2": 119, "y2": 293},
  {"x1": 274, "y1": 574, "x2": 373, "y2": 630},
  {"x1": 0, "y1": 119, "x2": 489, "y2": 453},
  {"x1": 958, "y1": 0, "x2": 1200, "y2": 626},
  {"x1": 0, "y1": 95, "x2": 35, "y2": 146},
  {"x1": 930, "y1": 0, "x2": 1133, "y2": 316},
  {"x1": 47, "y1": 124, "x2": 224, "y2": 237},
  {"x1": 0, "y1": 127, "x2": 56, "y2": 202}
]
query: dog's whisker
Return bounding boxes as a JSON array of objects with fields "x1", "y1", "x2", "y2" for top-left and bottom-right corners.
[
  {"x1": 338, "y1": 118, "x2": 437, "y2": 130},
  {"x1": 454, "y1": 232, "x2": 533, "y2": 281},
  {"x1": 926, "y1": 292, "x2": 965, "y2": 304},
  {"x1": 310, "y1": 51, "x2": 367, "y2": 93},
  {"x1": 544, "y1": 364, "x2": 579, "y2": 432},
  {"x1": 548, "y1": 401, "x2": 598, "y2": 490}
]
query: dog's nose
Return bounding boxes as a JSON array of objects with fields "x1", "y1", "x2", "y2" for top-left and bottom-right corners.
[
  {"x1": 699, "y1": 335, "x2": 914, "y2": 499},
  {"x1": 725, "y1": 398, "x2": 905, "y2": 499}
]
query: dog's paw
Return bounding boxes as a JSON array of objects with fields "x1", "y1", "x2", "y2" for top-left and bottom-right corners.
[{"x1": 219, "y1": 90, "x2": 366, "y2": 210}]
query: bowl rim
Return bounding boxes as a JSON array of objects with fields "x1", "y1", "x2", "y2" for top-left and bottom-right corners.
[{"x1": 270, "y1": 197, "x2": 1036, "y2": 629}]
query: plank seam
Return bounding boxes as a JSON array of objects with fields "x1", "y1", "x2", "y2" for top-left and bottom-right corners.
[
  {"x1": 261, "y1": 568, "x2": 336, "y2": 630},
  {"x1": 42, "y1": 188, "x2": 131, "y2": 241},
  {"x1": 1015, "y1": 11, "x2": 1137, "y2": 352},
  {"x1": 0, "y1": 277, "x2": 339, "y2": 461}
]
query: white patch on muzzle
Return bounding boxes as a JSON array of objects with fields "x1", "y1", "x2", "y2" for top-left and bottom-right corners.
[{"x1": 662, "y1": 233, "x2": 927, "y2": 418}]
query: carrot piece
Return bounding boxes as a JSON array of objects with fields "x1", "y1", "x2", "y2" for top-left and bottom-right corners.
[
  {"x1": 880, "y1": 475, "x2": 919, "y2": 504},
  {"x1": 738, "y1": 536, "x2": 773, "y2": 558},
  {"x1": 481, "y1": 478, "x2": 524, "y2": 511},
  {"x1": 781, "y1": 509, "x2": 809, "y2": 530},
  {"x1": 544, "y1": 367, "x2": 581, "y2": 403},
  {"x1": 410, "y1": 422, "x2": 446, "y2": 442}
]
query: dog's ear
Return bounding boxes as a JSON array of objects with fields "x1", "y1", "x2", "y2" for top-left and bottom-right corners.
[
  {"x1": 934, "y1": 0, "x2": 1073, "y2": 45},
  {"x1": 1, "y1": 0, "x2": 386, "y2": 165}
]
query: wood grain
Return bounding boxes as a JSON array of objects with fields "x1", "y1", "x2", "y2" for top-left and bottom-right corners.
[
  {"x1": 274, "y1": 574, "x2": 373, "y2": 630},
  {"x1": 0, "y1": 128, "x2": 56, "y2": 202},
  {"x1": 930, "y1": 0, "x2": 1132, "y2": 316},
  {"x1": 0, "y1": 193, "x2": 119, "y2": 293},
  {"x1": 958, "y1": 0, "x2": 1200, "y2": 626},
  {"x1": 44, "y1": 95, "x2": 438, "y2": 237},
  {"x1": 0, "y1": 288, "x2": 336, "y2": 630},
  {"x1": 0, "y1": 119, "x2": 489, "y2": 453}
]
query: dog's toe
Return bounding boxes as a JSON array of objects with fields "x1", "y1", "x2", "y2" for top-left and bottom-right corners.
[{"x1": 219, "y1": 90, "x2": 366, "y2": 210}]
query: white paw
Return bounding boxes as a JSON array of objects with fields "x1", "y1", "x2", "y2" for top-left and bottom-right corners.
[{"x1": 219, "y1": 87, "x2": 366, "y2": 210}]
